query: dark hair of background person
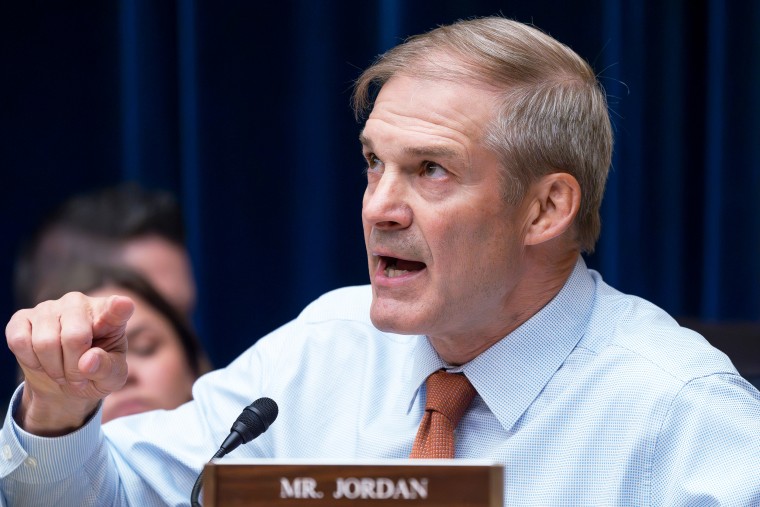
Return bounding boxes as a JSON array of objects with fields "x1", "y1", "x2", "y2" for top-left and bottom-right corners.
[
  {"x1": 13, "y1": 182, "x2": 187, "y2": 310},
  {"x1": 35, "y1": 262, "x2": 211, "y2": 379}
]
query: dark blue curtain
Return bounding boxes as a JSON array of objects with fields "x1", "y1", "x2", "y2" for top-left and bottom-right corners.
[{"x1": 1, "y1": 0, "x2": 759, "y2": 406}]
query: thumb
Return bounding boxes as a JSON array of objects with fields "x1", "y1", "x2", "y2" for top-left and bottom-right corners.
[
  {"x1": 78, "y1": 347, "x2": 128, "y2": 393},
  {"x1": 77, "y1": 295, "x2": 133, "y2": 396}
]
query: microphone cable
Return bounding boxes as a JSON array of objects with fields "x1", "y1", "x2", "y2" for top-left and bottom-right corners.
[{"x1": 190, "y1": 397, "x2": 278, "y2": 507}]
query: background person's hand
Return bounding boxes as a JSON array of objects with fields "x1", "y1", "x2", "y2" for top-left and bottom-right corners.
[{"x1": 6, "y1": 292, "x2": 134, "y2": 435}]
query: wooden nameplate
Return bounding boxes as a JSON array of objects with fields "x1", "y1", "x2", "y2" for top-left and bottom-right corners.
[{"x1": 203, "y1": 458, "x2": 503, "y2": 506}]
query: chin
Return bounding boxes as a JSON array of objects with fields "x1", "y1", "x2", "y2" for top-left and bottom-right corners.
[
  {"x1": 102, "y1": 399, "x2": 154, "y2": 423},
  {"x1": 369, "y1": 302, "x2": 429, "y2": 336}
]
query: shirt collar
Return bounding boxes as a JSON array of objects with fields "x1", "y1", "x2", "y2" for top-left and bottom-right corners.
[
  {"x1": 403, "y1": 257, "x2": 596, "y2": 430},
  {"x1": 403, "y1": 336, "x2": 446, "y2": 412}
]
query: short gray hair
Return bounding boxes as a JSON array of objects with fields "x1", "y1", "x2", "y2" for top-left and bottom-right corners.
[{"x1": 353, "y1": 17, "x2": 612, "y2": 253}]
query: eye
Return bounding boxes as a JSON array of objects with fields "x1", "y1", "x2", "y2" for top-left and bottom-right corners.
[
  {"x1": 364, "y1": 152, "x2": 384, "y2": 174},
  {"x1": 129, "y1": 338, "x2": 160, "y2": 357},
  {"x1": 421, "y1": 161, "x2": 448, "y2": 179}
]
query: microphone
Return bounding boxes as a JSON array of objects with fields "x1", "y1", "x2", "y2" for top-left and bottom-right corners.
[
  {"x1": 190, "y1": 397, "x2": 278, "y2": 507},
  {"x1": 219, "y1": 397, "x2": 279, "y2": 455}
]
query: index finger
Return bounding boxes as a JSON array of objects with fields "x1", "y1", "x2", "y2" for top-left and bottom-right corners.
[{"x1": 90, "y1": 295, "x2": 135, "y2": 339}]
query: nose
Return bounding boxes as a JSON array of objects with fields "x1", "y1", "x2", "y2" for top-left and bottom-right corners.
[
  {"x1": 123, "y1": 357, "x2": 137, "y2": 386},
  {"x1": 362, "y1": 170, "x2": 412, "y2": 230}
]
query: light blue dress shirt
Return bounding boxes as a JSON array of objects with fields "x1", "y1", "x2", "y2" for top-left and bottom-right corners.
[{"x1": 1, "y1": 258, "x2": 759, "y2": 506}]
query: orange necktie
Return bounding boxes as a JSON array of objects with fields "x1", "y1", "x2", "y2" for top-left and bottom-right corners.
[{"x1": 409, "y1": 370, "x2": 477, "y2": 459}]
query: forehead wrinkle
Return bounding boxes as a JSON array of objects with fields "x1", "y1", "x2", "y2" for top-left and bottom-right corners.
[
  {"x1": 364, "y1": 95, "x2": 489, "y2": 172},
  {"x1": 380, "y1": 75, "x2": 494, "y2": 137},
  {"x1": 372, "y1": 100, "x2": 484, "y2": 139},
  {"x1": 361, "y1": 115, "x2": 472, "y2": 165}
]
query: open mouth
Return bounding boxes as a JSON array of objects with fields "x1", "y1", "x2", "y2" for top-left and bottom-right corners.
[{"x1": 381, "y1": 256, "x2": 426, "y2": 278}]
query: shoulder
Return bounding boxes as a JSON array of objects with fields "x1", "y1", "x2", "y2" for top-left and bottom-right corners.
[
  {"x1": 650, "y1": 372, "x2": 760, "y2": 504},
  {"x1": 574, "y1": 274, "x2": 760, "y2": 501},
  {"x1": 298, "y1": 285, "x2": 374, "y2": 325},
  {"x1": 197, "y1": 284, "x2": 417, "y2": 408},
  {"x1": 582, "y1": 274, "x2": 738, "y2": 385},
  {"x1": 241, "y1": 285, "x2": 415, "y2": 368},
  {"x1": 293, "y1": 285, "x2": 415, "y2": 349}
]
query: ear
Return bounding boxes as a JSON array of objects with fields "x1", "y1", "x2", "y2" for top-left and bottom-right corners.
[{"x1": 523, "y1": 173, "x2": 581, "y2": 246}]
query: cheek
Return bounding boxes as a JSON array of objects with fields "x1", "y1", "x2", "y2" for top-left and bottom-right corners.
[
  {"x1": 435, "y1": 214, "x2": 518, "y2": 285},
  {"x1": 134, "y1": 353, "x2": 194, "y2": 403},
  {"x1": 435, "y1": 212, "x2": 501, "y2": 260}
]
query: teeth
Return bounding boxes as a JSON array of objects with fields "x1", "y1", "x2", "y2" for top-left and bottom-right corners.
[{"x1": 385, "y1": 268, "x2": 409, "y2": 278}]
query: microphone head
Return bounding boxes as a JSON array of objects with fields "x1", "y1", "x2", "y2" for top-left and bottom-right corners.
[{"x1": 231, "y1": 397, "x2": 279, "y2": 444}]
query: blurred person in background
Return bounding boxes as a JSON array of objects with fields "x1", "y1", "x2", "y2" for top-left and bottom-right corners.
[
  {"x1": 1, "y1": 182, "x2": 198, "y2": 422},
  {"x1": 14, "y1": 182, "x2": 197, "y2": 318}
]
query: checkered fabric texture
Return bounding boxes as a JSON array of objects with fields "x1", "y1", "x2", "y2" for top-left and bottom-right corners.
[{"x1": 410, "y1": 370, "x2": 477, "y2": 459}]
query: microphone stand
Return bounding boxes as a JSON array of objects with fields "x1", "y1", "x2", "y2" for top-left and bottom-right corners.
[
  {"x1": 190, "y1": 448, "x2": 225, "y2": 507},
  {"x1": 189, "y1": 397, "x2": 278, "y2": 506}
]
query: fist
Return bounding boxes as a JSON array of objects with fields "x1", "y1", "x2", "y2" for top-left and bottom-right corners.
[{"x1": 5, "y1": 292, "x2": 134, "y2": 434}]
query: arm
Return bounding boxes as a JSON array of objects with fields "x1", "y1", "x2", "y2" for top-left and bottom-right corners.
[
  {"x1": 651, "y1": 373, "x2": 760, "y2": 506},
  {"x1": 0, "y1": 293, "x2": 135, "y2": 506},
  {"x1": 1, "y1": 290, "x2": 285, "y2": 506},
  {"x1": 0, "y1": 388, "x2": 126, "y2": 506}
]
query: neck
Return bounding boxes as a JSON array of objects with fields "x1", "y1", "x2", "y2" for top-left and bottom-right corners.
[{"x1": 430, "y1": 249, "x2": 579, "y2": 365}]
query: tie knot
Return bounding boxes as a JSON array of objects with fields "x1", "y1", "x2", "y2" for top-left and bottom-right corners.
[{"x1": 424, "y1": 370, "x2": 476, "y2": 427}]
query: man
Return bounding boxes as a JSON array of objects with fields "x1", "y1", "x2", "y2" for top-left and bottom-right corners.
[
  {"x1": 14, "y1": 182, "x2": 196, "y2": 317},
  {"x1": 2, "y1": 17, "x2": 759, "y2": 506}
]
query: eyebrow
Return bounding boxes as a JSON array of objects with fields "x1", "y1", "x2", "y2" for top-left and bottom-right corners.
[
  {"x1": 359, "y1": 133, "x2": 465, "y2": 163},
  {"x1": 358, "y1": 133, "x2": 372, "y2": 149},
  {"x1": 126, "y1": 325, "x2": 147, "y2": 340},
  {"x1": 402, "y1": 145, "x2": 462, "y2": 161}
]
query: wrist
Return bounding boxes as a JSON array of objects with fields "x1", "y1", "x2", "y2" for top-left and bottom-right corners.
[{"x1": 15, "y1": 385, "x2": 101, "y2": 437}]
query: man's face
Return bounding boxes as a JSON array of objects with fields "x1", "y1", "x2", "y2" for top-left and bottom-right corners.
[
  {"x1": 120, "y1": 235, "x2": 197, "y2": 317},
  {"x1": 361, "y1": 74, "x2": 531, "y2": 346}
]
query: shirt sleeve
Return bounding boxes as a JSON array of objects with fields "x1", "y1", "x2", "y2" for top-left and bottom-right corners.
[
  {"x1": 0, "y1": 384, "x2": 128, "y2": 506},
  {"x1": 651, "y1": 373, "x2": 760, "y2": 506},
  {"x1": 0, "y1": 315, "x2": 295, "y2": 507}
]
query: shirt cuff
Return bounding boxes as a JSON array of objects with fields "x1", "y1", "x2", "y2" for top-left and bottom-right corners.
[{"x1": 0, "y1": 383, "x2": 103, "y2": 483}]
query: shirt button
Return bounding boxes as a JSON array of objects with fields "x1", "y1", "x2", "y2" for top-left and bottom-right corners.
[
  {"x1": 24, "y1": 456, "x2": 38, "y2": 468},
  {"x1": 2, "y1": 445, "x2": 11, "y2": 461}
]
